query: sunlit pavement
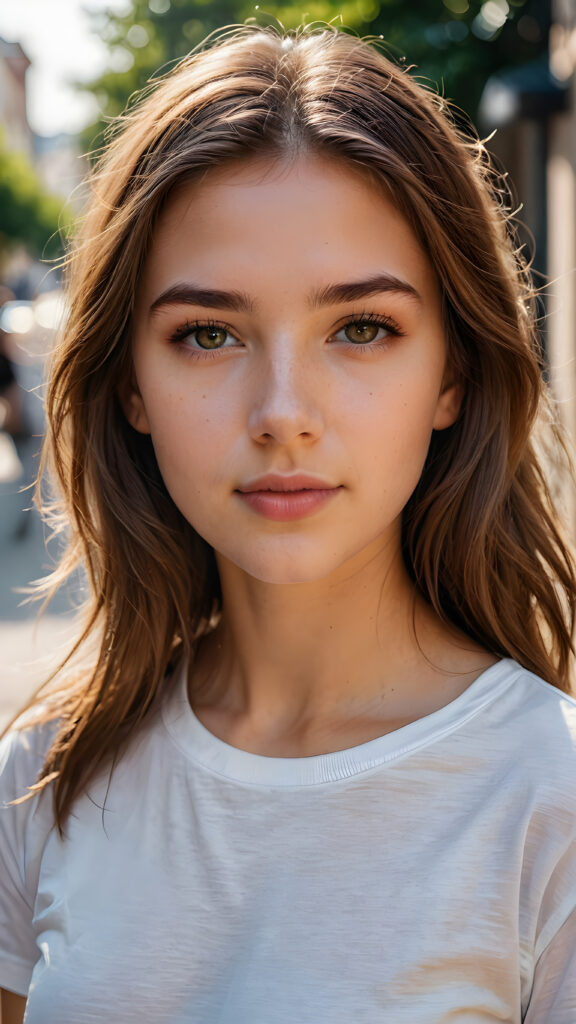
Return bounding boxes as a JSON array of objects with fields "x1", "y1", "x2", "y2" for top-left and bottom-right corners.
[
  {"x1": 0, "y1": 614, "x2": 79, "y2": 730},
  {"x1": 0, "y1": 442, "x2": 80, "y2": 730},
  {"x1": 0, "y1": 295, "x2": 81, "y2": 727}
]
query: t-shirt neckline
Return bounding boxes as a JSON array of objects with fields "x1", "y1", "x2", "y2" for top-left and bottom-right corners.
[{"x1": 162, "y1": 657, "x2": 521, "y2": 787}]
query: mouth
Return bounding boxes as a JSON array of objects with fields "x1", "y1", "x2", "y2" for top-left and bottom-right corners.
[
  {"x1": 237, "y1": 473, "x2": 339, "y2": 494},
  {"x1": 235, "y1": 475, "x2": 343, "y2": 521}
]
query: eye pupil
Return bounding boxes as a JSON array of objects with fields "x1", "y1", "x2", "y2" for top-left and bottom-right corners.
[
  {"x1": 345, "y1": 322, "x2": 379, "y2": 344},
  {"x1": 196, "y1": 327, "x2": 228, "y2": 349}
]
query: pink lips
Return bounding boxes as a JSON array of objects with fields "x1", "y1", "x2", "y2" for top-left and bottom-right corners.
[{"x1": 236, "y1": 473, "x2": 342, "y2": 521}]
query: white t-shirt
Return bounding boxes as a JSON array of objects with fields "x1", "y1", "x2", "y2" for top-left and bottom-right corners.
[{"x1": 1, "y1": 658, "x2": 575, "y2": 1023}]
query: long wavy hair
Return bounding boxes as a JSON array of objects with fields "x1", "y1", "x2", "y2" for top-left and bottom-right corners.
[{"x1": 9, "y1": 24, "x2": 576, "y2": 832}]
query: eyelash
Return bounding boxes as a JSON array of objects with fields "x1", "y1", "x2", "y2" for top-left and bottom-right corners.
[
  {"x1": 168, "y1": 318, "x2": 231, "y2": 360},
  {"x1": 167, "y1": 312, "x2": 405, "y2": 358},
  {"x1": 333, "y1": 312, "x2": 404, "y2": 352}
]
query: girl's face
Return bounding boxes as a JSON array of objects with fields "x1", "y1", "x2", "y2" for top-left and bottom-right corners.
[{"x1": 125, "y1": 154, "x2": 460, "y2": 584}]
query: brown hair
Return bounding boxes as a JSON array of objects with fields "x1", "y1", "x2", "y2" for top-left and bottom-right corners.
[{"x1": 10, "y1": 24, "x2": 576, "y2": 831}]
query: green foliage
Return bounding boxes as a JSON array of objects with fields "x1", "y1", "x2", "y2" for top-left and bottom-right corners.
[
  {"x1": 81, "y1": 0, "x2": 545, "y2": 150},
  {"x1": 0, "y1": 139, "x2": 69, "y2": 260}
]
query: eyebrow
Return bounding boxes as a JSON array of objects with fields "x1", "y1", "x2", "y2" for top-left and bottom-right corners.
[
  {"x1": 148, "y1": 273, "x2": 421, "y2": 318},
  {"x1": 309, "y1": 274, "x2": 422, "y2": 309},
  {"x1": 149, "y1": 284, "x2": 254, "y2": 317}
]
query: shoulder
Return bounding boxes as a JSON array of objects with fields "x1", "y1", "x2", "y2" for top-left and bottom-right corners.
[
  {"x1": 492, "y1": 661, "x2": 576, "y2": 835},
  {"x1": 0, "y1": 717, "x2": 59, "y2": 997},
  {"x1": 0, "y1": 713, "x2": 59, "y2": 809},
  {"x1": 490, "y1": 659, "x2": 576, "y2": 750},
  {"x1": 462, "y1": 659, "x2": 576, "y2": 820}
]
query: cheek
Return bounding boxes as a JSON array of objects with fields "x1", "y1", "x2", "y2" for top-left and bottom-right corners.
[
  {"x1": 357, "y1": 378, "x2": 444, "y2": 504},
  {"x1": 362, "y1": 374, "x2": 443, "y2": 452},
  {"x1": 141, "y1": 390, "x2": 236, "y2": 510}
]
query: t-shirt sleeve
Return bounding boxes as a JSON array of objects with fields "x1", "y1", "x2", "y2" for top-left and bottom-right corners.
[
  {"x1": 524, "y1": 815, "x2": 576, "y2": 1023},
  {"x1": 524, "y1": 908, "x2": 576, "y2": 1022},
  {"x1": 0, "y1": 722, "x2": 55, "y2": 996}
]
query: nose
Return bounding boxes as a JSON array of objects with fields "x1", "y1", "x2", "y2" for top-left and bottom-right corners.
[{"x1": 247, "y1": 344, "x2": 325, "y2": 446}]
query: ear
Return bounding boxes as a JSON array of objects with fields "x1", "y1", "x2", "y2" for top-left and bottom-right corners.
[
  {"x1": 432, "y1": 379, "x2": 463, "y2": 431},
  {"x1": 117, "y1": 375, "x2": 151, "y2": 435}
]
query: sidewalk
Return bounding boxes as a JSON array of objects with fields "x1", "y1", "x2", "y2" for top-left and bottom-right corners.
[
  {"x1": 0, "y1": 614, "x2": 79, "y2": 730},
  {"x1": 1, "y1": 443, "x2": 81, "y2": 730}
]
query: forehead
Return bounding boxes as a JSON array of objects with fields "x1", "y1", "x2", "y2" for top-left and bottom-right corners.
[{"x1": 139, "y1": 153, "x2": 440, "y2": 310}]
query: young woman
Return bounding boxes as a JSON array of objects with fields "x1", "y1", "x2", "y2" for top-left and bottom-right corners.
[{"x1": 1, "y1": 25, "x2": 575, "y2": 1024}]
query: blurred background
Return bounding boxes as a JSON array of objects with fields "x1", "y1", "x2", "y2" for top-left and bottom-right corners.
[{"x1": 1, "y1": 0, "x2": 575, "y2": 726}]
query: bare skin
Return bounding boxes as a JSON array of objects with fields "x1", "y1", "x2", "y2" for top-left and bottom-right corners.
[
  {"x1": 190, "y1": 577, "x2": 495, "y2": 757},
  {"x1": 124, "y1": 153, "x2": 496, "y2": 757}
]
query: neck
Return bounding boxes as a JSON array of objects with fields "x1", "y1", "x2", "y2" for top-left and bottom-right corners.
[{"x1": 190, "y1": 539, "x2": 493, "y2": 744}]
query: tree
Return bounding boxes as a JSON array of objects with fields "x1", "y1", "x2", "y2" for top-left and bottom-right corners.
[
  {"x1": 0, "y1": 138, "x2": 69, "y2": 260},
  {"x1": 81, "y1": 0, "x2": 547, "y2": 145}
]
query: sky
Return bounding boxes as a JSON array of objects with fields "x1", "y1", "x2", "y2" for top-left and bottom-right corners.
[{"x1": 0, "y1": 0, "x2": 131, "y2": 136}]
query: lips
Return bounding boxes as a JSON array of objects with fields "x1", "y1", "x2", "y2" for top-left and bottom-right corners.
[
  {"x1": 237, "y1": 473, "x2": 337, "y2": 494},
  {"x1": 235, "y1": 474, "x2": 342, "y2": 521}
]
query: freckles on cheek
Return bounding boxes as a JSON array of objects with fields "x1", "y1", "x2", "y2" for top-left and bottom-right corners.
[{"x1": 148, "y1": 399, "x2": 224, "y2": 482}]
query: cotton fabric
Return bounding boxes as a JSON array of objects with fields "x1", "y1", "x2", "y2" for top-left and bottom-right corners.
[{"x1": 1, "y1": 658, "x2": 575, "y2": 1022}]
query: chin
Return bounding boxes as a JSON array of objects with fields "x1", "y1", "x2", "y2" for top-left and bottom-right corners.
[
  {"x1": 218, "y1": 545, "x2": 345, "y2": 586},
  {"x1": 239, "y1": 560, "x2": 334, "y2": 586}
]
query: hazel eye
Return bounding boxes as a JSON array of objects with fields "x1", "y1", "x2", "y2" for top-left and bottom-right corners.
[
  {"x1": 331, "y1": 316, "x2": 401, "y2": 347},
  {"x1": 169, "y1": 320, "x2": 238, "y2": 351},
  {"x1": 343, "y1": 322, "x2": 381, "y2": 344},
  {"x1": 194, "y1": 326, "x2": 230, "y2": 349}
]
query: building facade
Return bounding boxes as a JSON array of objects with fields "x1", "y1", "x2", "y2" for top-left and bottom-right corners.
[
  {"x1": 0, "y1": 37, "x2": 32, "y2": 157},
  {"x1": 548, "y1": 0, "x2": 576, "y2": 498}
]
